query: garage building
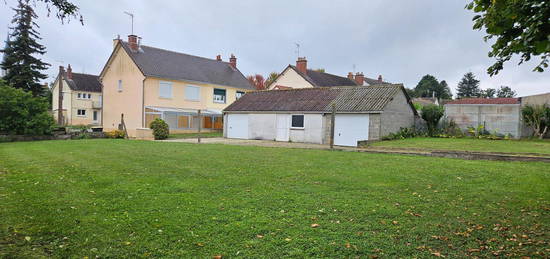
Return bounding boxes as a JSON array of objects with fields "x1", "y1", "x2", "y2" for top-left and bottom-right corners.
[{"x1": 223, "y1": 85, "x2": 417, "y2": 146}]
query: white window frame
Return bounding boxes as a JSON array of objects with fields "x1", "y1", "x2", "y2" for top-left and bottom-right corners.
[
  {"x1": 290, "y1": 114, "x2": 305, "y2": 129},
  {"x1": 236, "y1": 91, "x2": 245, "y2": 100},
  {"x1": 185, "y1": 85, "x2": 201, "y2": 101},
  {"x1": 77, "y1": 93, "x2": 82, "y2": 98},
  {"x1": 77, "y1": 109, "x2": 87, "y2": 117},
  {"x1": 159, "y1": 81, "x2": 173, "y2": 99},
  {"x1": 118, "y1": 80, "x2": 123, "y2": 92},
  {"x1": 213, "y1": 88, "x2": 226, "y2": 104},
  {"x1": 87, "y1": 93, "x2": 92, "y2": 99}
]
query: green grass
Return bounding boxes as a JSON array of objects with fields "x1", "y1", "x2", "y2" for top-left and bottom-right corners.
[
  {"x1": 168, "y1": 131, "x2": 222, "y2": 139},
  {"x1": 0, "y1": 140, "x2": 548, "y2": 258},
  {"x1": 371, "y1": 137, "x2": 550, "y2": 155}
]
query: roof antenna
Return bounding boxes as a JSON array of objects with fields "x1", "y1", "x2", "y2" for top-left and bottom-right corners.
[
  {"x1": 352, "y1": 64, "x2": 356, "y2": 74},
  {"x1": 294, "y1": 42, "x2": 300, "y2": 57},
  {"x1": 123, "y1": 11, "x2": 134, "y2": 35}
]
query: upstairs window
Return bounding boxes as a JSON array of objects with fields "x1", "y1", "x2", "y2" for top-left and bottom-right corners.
[
  {"x1": 118, "y1": 80, "x2": 123, "y2": 92},
  {"x1": 159, "y1": 81, "x2": 172, "y2": 99},
  {"x1": 291, "y1": 115, "x2": 304, "y2": 128},
  {"x1": 213, "y1": 88, "x2": 226, "y2": 103},
  {"x1": 186, "y1": 85, "x2": 200, "y2": 101},
  {"x1": 236, "y1": 91, "x2": 245, "y2": 99},
  {"x1": 87, "y1": 93, "x2": 92, "y2": 99}
]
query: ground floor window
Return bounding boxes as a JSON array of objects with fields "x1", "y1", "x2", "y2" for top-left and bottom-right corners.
[
  {"x1": 93, "y1": 111, "x2": 98, "y2": 121},
  {"x1": 291, "y1": 114, "x2": 304, "y2": 128},
  {"x1": 145, "y1": 113, "x2": 161, "y2": 127},
  {"x1": 144, "y1": 107, "x2": 223, "y2": 130},
  {"x1": 77, "y1": 109, "x2": 86, "y2": 116}
]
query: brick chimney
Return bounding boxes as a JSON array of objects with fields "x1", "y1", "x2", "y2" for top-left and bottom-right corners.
[
  {"x1": 216, "y1": 55, "x2": 222, "y2": 61},
  {"x1": 347, "y1": 72, "x2": 354, "y2": 80},
  {"x1": 67, "y1": 64, "x2": 73, "y2": 79},
  {"x1": 354, "y1": 72, "x2": 364, "y2": 86},
  {"x1": 229, "y1": 54, "x2": 237, "y2": 69},
  {"x1": 296, "y1": 57, "x2": 307, "y2": 74},
  {"x1": 128, "y1": 35, "x2": 138, "y2": 51},
  {"x1": 378, "y1": 75, "x2": 383, "y2": 83}
]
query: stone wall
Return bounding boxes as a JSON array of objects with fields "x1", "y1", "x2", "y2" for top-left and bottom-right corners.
[{"x1": 380, "y1": 91, "x2": 416, "y2": 137}]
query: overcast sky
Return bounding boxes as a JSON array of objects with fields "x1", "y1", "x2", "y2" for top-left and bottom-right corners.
[{"x1": 1, "y1": 0, "x2": 548, "y2": 96}]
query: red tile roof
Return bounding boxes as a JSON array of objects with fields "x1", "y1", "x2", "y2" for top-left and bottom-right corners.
[{"x1": 446, "y1": 98, "x2": 520, "y2": 105}]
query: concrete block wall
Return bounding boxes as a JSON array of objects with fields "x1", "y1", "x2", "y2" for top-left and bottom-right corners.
[
  {"x1": 380, "y1": 91, "x2": 416, "y2": 137},
  {"x1": 368, "y1": 114, "x2": 381, "y2": 140},
  {"x1": 445, "y1": 104, "x2": 521, "y2": 137}
]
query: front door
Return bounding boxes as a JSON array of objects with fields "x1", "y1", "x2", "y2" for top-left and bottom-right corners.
[
  {"x1": 275, "y1": 114, "x2": 289, "y2": 141},
  {"x1": 334, "y1": 114, "x2": 370, "y2": 147}
]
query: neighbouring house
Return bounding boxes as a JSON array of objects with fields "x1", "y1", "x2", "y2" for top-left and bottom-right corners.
[
  {"x1": 444, "y1": 98, "x2": 522, "y2": 137},
  {"x1": 51, "y1": 64, "x2": 103, "y2": 127},
  {"x1": 223, "y1": 84, "x2": 417, "y2": 147},
  {"x1": 99, "y1": 35, "x2": 254, "y2": 138},
  {"x1": 356, "y1": 73, "x2": 390, "y2": 86},
  {"x1": 267, "y1": 57, "x2": 358, "y2": 90}
]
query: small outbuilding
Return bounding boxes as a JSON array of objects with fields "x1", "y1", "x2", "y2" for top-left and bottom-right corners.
[{"x1": 223, "y1": 85, "x2": 417, "y2": 147}]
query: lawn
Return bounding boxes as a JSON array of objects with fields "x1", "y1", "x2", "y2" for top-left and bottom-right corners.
[
  {"x1": 371, "y1": 137, "x2": 550, "y2": 155},
  {"x1": 0, "y1": 140, "x2": 548, "y2": 258},
  {"x1": 168, "y1": 131, "x2": 222, "y2": 139}
]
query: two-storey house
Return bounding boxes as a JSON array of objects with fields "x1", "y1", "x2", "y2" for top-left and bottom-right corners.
[
  {"x1": 51, "y1": 65, "x2": 103, "y2": 126},
  {"x1": 100, "y1": 35, "x2": 254, "y2": 138}
]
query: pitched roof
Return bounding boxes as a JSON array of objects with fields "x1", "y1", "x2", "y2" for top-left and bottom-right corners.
[
  {"x1": 289, "y1": 66, "x2": 358, "y2": 87},
  {"x1": 364, "y1": 77, "x2": 390, "y2": 85},
  {"x1": 66, "y1": 73, "x2": 102, "y2": 92},
  {"x1": 446, "y1": 98, "x2": 520, "y2": 105},
  {"x1": 225, "y1": 84, "x2": 416, "y2": 114},
  {"x1": 119, "y1": 42, "x2": 254, "y2": 90}
]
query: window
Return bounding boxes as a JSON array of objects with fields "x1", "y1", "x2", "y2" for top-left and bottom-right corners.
[
  {"x1": 93, "y1": 111, "x2": 98, "y2": 121},
  {"x1": 291, "y1": 115, "x2": 304, "y2": 128},
  {"x1": 177, "y1": 115, "x2": 191, "y2": 128},
  {"x1": 118, "y1": 80, "x2": 123, "y2": 92},
  {"x1": 77, "y1": 93, "x2": 91, "y2": 99},
  {"x1": 77, "y1": 93, "x2": 81, "y2": 98},
  {"x1": 213, "y1": 88, "x2": 226, "y2": 103},
  {"x1": 88, "y1": 93, "x2": 92, "y2": 99},
  {"x1": 186, "y1": 85, "x2": 200, "y2": 101},
  {"x1": 236, "y1": 91, "x2": 245, "y2": 99},
  {"x1": 77, "y1": 109, "x2": 86, "y2": 116},
  {"x1": 159, "y1": 81, "x2": 172, "y2": 99}
]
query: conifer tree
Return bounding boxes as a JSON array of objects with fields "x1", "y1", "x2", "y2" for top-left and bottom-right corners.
[
  {"x1": 456, "y1": 72, "x2": 481, "y2": 98},
  {"x1": 1, "y1": 0, "x2": 50, "y2": 96}
]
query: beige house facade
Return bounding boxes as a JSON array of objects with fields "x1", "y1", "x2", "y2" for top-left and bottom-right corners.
[
  {"x1": 100, "y1": 35, "x2": 254, "y2": 138},
  {"x1": 52, "y1": 65, "x2": 102, "y2": 126}
]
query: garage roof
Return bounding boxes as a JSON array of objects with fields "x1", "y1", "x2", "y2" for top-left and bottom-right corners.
[{"x1": 224, "y1": 84, "x2": 416, "y2": 114}]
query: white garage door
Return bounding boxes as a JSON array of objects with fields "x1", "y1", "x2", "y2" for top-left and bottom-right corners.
[
  {"x1": 227, "y1": 114, "x2": 249, "y2": 139},
  {"x1": 334, "y1": 114, "x2": 369, "y2": 147}
]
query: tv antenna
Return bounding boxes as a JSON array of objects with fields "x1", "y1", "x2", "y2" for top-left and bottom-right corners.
[
  {"x1": 294, "y1": 42, "x2": 300, "y2": 57},
  {"x1": 352, "y1": 64, "x2": 356, "y2": 74},
  {"x1": 123, "y1": 11, "x2": 134, "y2": 35}
]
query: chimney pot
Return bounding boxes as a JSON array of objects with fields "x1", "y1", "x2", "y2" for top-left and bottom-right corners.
[
  {"x1": 216, "y1": 55, "x2": 222, "y2": 61},
  {"x1": 128, "y1": 35, "x2": 139, "y2": 51},
  {"x1": 347, "y1": 72, "x2": 354, "y2": 80},
  {"x1": 229, "y1": 54, "x2": 237, "y2": 69},
  {"x1": 67, "y1": 64, "x2": 73, "y2": 79},
  {"x1": 296, "y1": 57, "x2": 307, "y2": 74},
  {"x1": 378, "y1": 75, "x2": 383, "y2": 82},
  {"x1": 354, "y1": 72, "x2": 364, "y2": 86}
]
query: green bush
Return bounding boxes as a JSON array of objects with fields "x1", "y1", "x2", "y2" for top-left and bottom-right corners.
[
  {"x1": 0, "y1": 84, "x2": 55, "y2": 135},
  {"x1": 150, "y1": 118, "x2": 169, "y2": 140},
  {"x1": 382, "y1": 127, "x2": 423, "y2": 140},
  {"x1": 421, "y1": 104, "x2": 444, "y2": 137}
]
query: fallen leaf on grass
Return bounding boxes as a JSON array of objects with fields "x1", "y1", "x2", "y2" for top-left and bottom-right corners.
[
  {"x1": 311, "y1": 223, "x2": 320, "y2": 228},
  {"x1": 256, "y1": 234, "x2": 264, "y2": 239},
  {"x1": 213, "y1": 255, "x2": 222, "y2": 259},
  {"x1": 24, "y1": 236, "x2": 31, "y2": 242}
]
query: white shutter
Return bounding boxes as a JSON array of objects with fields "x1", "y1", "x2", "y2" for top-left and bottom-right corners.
[
  {"x1": 186, "y1": 85, "x2": 200, "y2": 101},
  {"x1": 159, "y1": 82, "x2": 172, "y2": 98}
]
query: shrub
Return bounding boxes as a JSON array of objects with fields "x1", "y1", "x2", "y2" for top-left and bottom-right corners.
[
  {"x1": 382, "y1": 127, "x2": 424, "y2": 140},
  {"x1": 522, "y1": 104, "x2": 550, "y2": 139},
  {"x1": 421, "y1": 104, "x2": 444, "y2": 137},
  {"x1": 150, "y1": 118, "x2": 169, "y2": 140},
  {"x1": 104, "y1": 130, "x2": 125, "y2": 139},
  {"x1": 0, "y1": 84, "x2": 55, "y2": 135}
]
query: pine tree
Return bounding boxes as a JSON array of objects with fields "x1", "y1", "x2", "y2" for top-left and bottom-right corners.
[
  {"x1": 1, "y1": 0, "x2": 50, "y2": 96},
  {"x1": 496, "y1": 86, "x2": 517, "y2": 98},
  {"x1": 456, "y1": 72, "x2": 481, "y2": 98},
  {"x1": 413, "y1": 75, "x2": 452, "y2": 100}
]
